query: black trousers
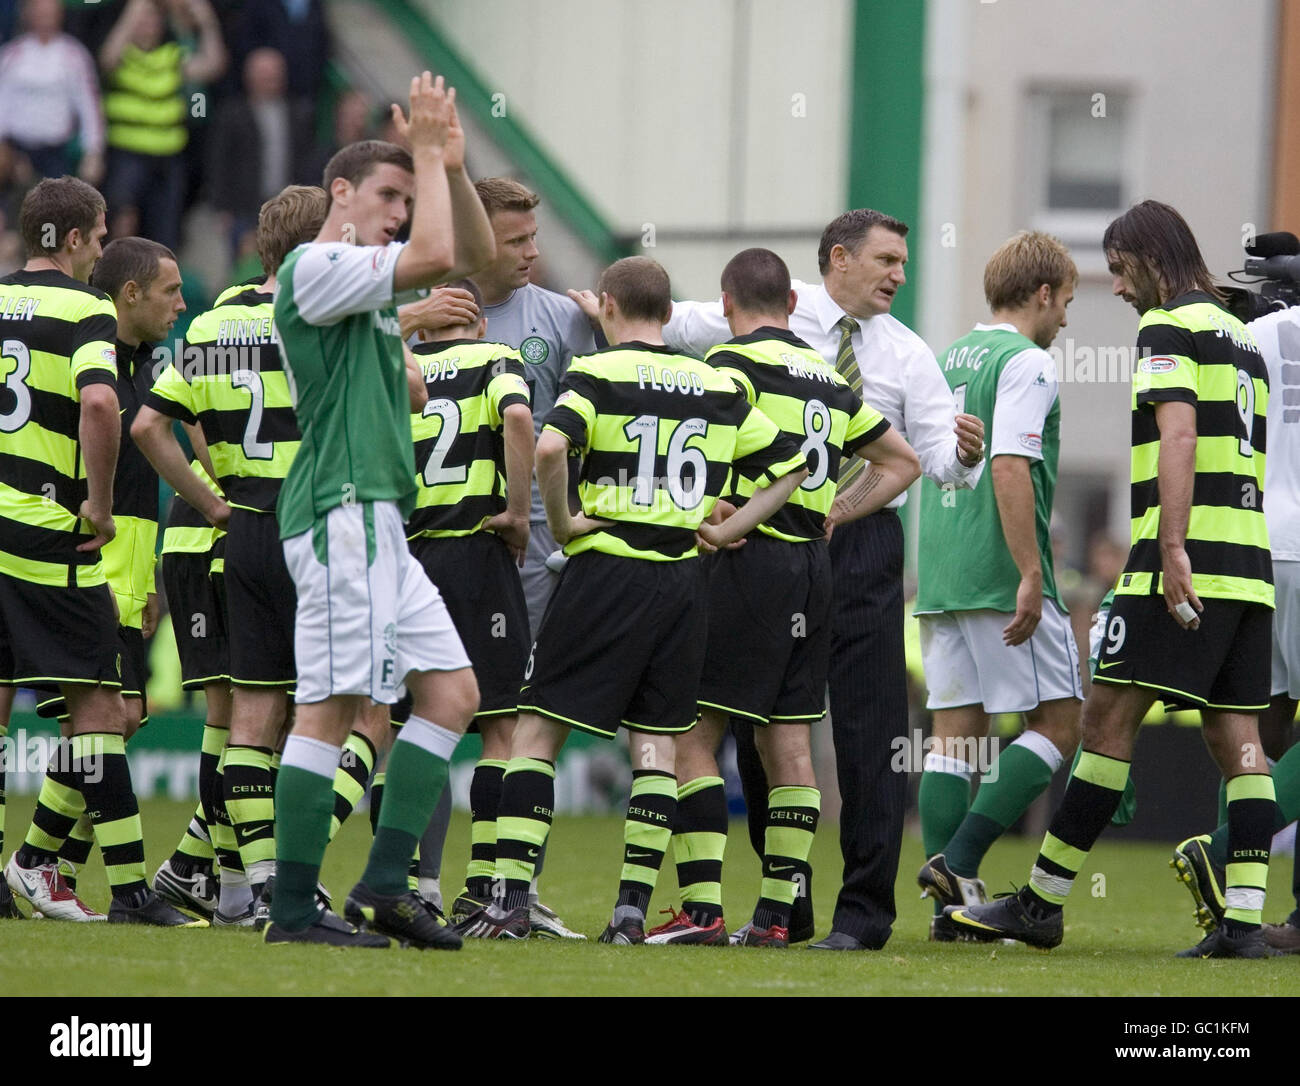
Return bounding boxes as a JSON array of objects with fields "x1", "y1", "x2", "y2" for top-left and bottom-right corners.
[{"x1": 733, "y1": 509, "x2": 906, "y2": 947}]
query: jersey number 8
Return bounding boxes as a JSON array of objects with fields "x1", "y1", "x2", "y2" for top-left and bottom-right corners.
[{"x1": 800, "y1": 399, "x2": 832, "y2": 490}]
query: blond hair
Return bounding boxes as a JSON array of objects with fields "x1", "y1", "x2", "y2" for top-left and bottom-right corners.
[
  {"x1": 984, "y1": 231, "x2": 1077, "y2": 311},
  {"x1": 258, "y1": 185, "x2": 328, "y2": 275},
  {"x1": 475, "y1": 177, "x2": 540, "y2": 217}
]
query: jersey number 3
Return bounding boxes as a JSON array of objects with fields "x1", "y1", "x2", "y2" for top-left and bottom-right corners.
[{"x1": 0, "y1": 339, "x2": 32, "y2": 433}]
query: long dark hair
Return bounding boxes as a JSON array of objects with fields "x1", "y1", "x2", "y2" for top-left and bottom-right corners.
[{"x1": 1102, "y1": 200, "x2": 1224, "y2": 303}]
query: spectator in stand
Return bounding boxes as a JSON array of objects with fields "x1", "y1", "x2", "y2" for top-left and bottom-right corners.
[
  {"x1": 236, "y1": 0, "x2": 329, "y2": 105},
  {"x1": 0, "y1": 139, "x2": 33, "y2": 274},
  {"x1": 0, "y1": 0, "x2": 105, "y2": 184},
  {"x1": 207, "y1": 47, "x2": 314, "y2": 263},
  {"x1": 99, "y1": 0, "x2": 226, "y2": 250},
  {"x1": 301, "y1": 89, "x2": 375, "y2": 188}
]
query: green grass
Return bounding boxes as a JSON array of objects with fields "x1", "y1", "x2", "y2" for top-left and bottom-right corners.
[{"x1": 2, "y1": 796, "x2": 1296, "y2": 996}]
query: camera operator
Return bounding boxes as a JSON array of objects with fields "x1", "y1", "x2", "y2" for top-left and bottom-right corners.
[{"x1": 1242, "y1": 298, "x2": 1300, "y2": 949}]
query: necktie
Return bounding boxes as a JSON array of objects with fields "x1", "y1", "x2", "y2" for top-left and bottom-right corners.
[{"x1": 834, "y1": 316, "x2": 865, "y2": 486}]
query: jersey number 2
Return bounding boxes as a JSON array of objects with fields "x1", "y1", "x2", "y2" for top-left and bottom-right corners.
[
  {"x1": 232, "y1": 369, "x2": 273, "y2": 460},
  {"x1": 422, "y1": 398, "x2": 468, "y2": 486}
]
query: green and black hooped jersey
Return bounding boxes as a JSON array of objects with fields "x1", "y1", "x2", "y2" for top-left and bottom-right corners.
[
  {"x1": 544, "y1": 341, "x2": 806, "y2": 562},
  {"x1": 406, "y1": 338, "x2": 531, "y2": 538},
  {"x1": 704, "y1": 327, "x2": 888, "y2": 543},
  {"x1": 101, "y1": 340, "x2": 161, "y2": 628},
  {"x1": 161, "y1": 459, "x2": 224, "y2": 557},
  {"x1": 0, "y1": 269, "x2": 118, "y2": 587},
  {"x1": 1119, "y1": 291, "x2": 1272, "y2": 606},
  {"x1": 144, "y1": 286, "x2": 300, "y2": 513}
]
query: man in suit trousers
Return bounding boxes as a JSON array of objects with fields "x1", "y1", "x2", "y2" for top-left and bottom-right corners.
[{"x1": 662, "y1": 209, "x2": 985, "y2": 949}]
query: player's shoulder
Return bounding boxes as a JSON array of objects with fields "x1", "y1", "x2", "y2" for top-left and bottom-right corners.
[
  {"x1": 195, "y1": 284, "x2": 273, "y2": 327},
  {"x1": 720, "y1": 326, "x2": 821, "y2": 356},
  {"x1": 1140, "y1": 291, "x2": 1235, "y2": 334},
  {"x1": 213, "y1": 277, "x2": 266, "y2": 307},
  {"x1": 1143, "y1": 292, "x2": 1261, "y2": 359},
  {"x1": 570, "y1": 340, "x2": 721, "y2": 377},
  {"x1": 282, "y1": 240, "x2": 402, "y2": 279},
  {"x1": 1246, "y1": 304, "x2": 1299, "y2": 362},
  {"x1": 412, "y1": 336, "x2": 521, "y2": 365},
  {"x1": 985, "y1": 324, "x2": 1053, "y2": 373},
  {"x1": 6, "y1": 268, "x2": 114, "y2": 314},
  {"x1": 1138, "y1": 298, "x2": 1195, "y2": 333},
  {"x1": 507, "y1": 281, "x2": 585, "y2": 323}
]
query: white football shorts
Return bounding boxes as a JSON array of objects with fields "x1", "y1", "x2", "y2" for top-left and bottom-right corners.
[
  {"x1": 283, "y1": 500, "x2": 471, "y2": 704},
  {"x1": 1272, "y1": 560, "x2": 1299, "y2": 699},
  {"x1": 920, "y1": 599, "x2": 1083, "y2": 714}
]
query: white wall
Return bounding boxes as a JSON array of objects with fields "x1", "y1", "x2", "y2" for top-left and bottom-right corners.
[
  {"x1": 375, "y1": 0, "x2": 1276, "y2": 546},
  {"x1": 424, "y1": 0, "x2": 854, "y2": 297}
]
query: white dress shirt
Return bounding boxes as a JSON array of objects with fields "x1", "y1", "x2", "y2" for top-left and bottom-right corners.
[{"x1": 664, "y1": 279, "x2": 983, "y2": 505}]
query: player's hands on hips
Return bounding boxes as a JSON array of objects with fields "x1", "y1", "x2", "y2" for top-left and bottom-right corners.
[
  {"x1": 485, "y1": 510, "x2": 530, "y2": 567},
  {"x1": 399, "y1": 288, "x2": 479, "y2": 339},
  {"x1": 142, "y1": 592, "x2": 160, "y2": 640},
  {"x1": 1161, "y1": 544, "x2": 1202, "y2": 630},
  {"x1": 955, "y1": 412, "x2": 985, "y2": 467},
  {"x1": 391, "y1": 72, "x2": 453, "y2": 154},
  {"x1": 696, "y1": 521, "x2": 728, "y2": 552},
  {"x1": 1002, "y1": 572, "x2": 1043, "y2": 646},
  {"x1": 77, "y1": 501, "x2": 115, "y2": 551},
  {"x1": 554, "y1": 512, "x2": 609, "y2": 546},
  {"x1": 205, "y1": 496, "x2": 233, "y2": 533},
  {"x1": 697, "y1": 501, "x2": 746, "y2": 553}
]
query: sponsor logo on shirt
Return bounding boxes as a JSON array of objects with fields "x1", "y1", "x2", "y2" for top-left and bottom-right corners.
[
  {"x1": 370, "y1": 248, "x2": 389, "y2": 278},
  {"x1": 100, "y1": 347, "x2": 116, "y2": 365},
  {"x1": 554, "y1": 389, "x2": 575, "y2": 407},
  {"x1": 1018, "y1": 432, "x2": 1042, "y2": 452},
  {"x1": 520, "y1": 335, "x2": 550, "y2": 364},
  {"x1": 1139, "y1": 355, "x2": 1178, "y2": 374}
]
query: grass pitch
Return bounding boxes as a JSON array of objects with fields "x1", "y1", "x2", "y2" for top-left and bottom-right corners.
[{"x1": 2, "y1": 796, "x2": 1297, "y2": 997}]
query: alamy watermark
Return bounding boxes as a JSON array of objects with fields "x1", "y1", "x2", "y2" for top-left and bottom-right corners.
[
  {"x1": 1048, "y1": 339, "x2": 1138, "y2": 384},
  {"x1": 1, "y1": 733, "x2": 102, "y2": 783},
  {"x1": 49, "y1": 1018, "x2": 150, "y2": 1067},
  {"x1": 890, "y1": 728, "x2": 1001, "y2": 781}
]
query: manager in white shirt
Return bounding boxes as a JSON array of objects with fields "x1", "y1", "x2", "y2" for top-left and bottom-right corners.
[{"x1": 662, "y1": 209, "x2": 984, "y2": 950}]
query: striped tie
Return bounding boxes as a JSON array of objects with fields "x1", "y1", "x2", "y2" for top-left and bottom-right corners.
[{"x1": 834, "y1": 316, "x2": 865, "y2": 486}]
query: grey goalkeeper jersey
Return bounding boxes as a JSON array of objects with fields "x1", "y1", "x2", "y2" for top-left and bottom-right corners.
[{"x1": 482, "y1": 282, "x2": 596, "y2": 521}]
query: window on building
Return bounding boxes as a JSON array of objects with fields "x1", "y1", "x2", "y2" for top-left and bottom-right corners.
[{"x1": 1026, "y1": 87, "x2": 1135, "y2": 265}]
